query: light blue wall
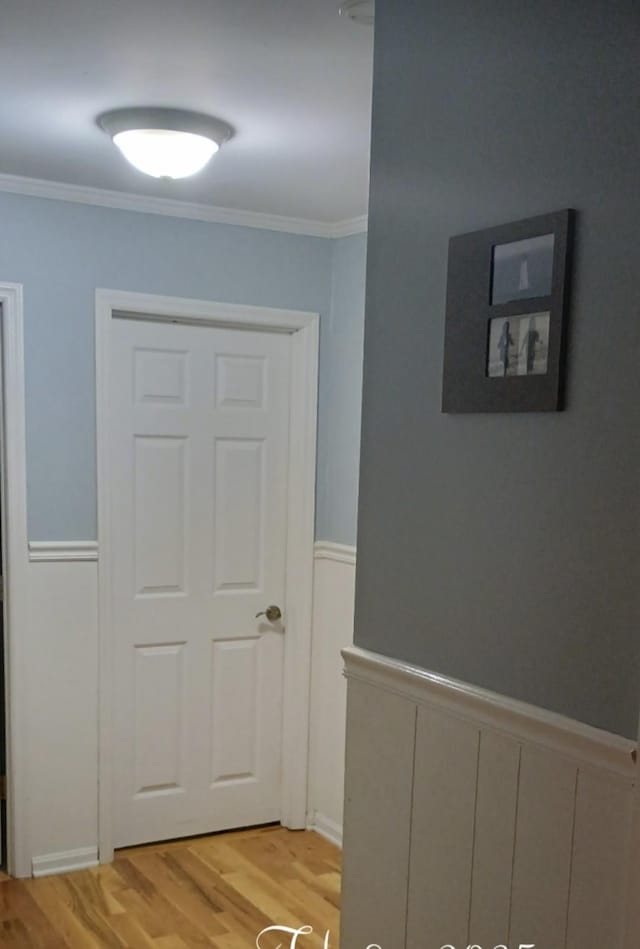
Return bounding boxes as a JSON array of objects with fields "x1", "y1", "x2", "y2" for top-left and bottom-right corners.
[
  {"x1": 316, "y1": 233, "x2": 367, "y2": 546},
  {"x1": 0, "y1": 191, "x2": 363, "y2": 541}
]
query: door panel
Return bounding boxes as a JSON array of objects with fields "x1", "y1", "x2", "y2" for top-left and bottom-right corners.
[
  {"x1": 214, "y1": 438, "x2": 265, "y2": 591},
  {"x1": 134, "y1": 436, "x2": 187, "y2": 596},
  {"x1": 210, "y1": 638, "x2": 259, "y2": 784},
  {"x1": 110, "y1": 317, "x2": 290, "y2": 847},
  {"x1": 133, "y1": 643, "x2": 186, "y2": 795}
]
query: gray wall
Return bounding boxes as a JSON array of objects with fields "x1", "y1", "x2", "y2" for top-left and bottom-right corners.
[
  {"x1": 355, "y1": 0, "x2": 640, "y2": 737},
  {"x1": 317, "y1": 233, "x2": 367, "y2": 546},
  {"x1": 0, "y1": 191, "x2": 365, "y2": 544}
]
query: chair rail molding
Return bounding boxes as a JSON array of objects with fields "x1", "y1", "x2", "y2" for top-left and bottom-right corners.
[
  {"x1": 28, "y1": 541, "x2": 99, "y2": 562},
  {"x1": 314, "y1": 541, "x2": 356, "y2": 565},
  {"x1": 342, "y1": 645, "x2": 636, "y2": 777}
]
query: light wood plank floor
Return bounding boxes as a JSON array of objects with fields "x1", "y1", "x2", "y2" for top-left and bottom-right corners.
[{"x1": 0, "y1": 826, "x2": 341, "y2": 948}]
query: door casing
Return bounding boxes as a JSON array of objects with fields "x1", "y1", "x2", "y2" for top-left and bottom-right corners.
[
  {"x1": 96, "y1": 288, "x2": 319, "y2": 863},
  {"x1": 0, "y1": 283, "x2": 29, "y2": 877}
]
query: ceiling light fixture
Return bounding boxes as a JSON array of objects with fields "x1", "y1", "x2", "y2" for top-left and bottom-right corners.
[
  {"x1": 97, "y1": 107, "x2": 233, "y2": 180},
  {"x1": 339, "y1": 0, "x2": 374, "y2": 26}
]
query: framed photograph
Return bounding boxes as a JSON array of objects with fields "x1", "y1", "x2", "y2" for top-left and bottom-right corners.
[
  {"x1": 487, "y1": 312, "x2": 550, "y2": 378},
  {"x1": 441, "y1": 209, "x2": 574, "y2": 413}
]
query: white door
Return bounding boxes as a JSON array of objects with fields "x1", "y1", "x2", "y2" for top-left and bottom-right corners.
[{"x1": 109, "y1": 315, "x2": 291, "y2": 848}]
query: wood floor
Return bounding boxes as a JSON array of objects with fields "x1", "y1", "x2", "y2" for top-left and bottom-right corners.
[{"x1": 0, "y1": 827, "x2": 341, "y2": 948}]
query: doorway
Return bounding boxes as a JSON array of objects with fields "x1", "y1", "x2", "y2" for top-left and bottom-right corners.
[{"x1": 96, "y1": 290, "x2": 319, "y2": 862}]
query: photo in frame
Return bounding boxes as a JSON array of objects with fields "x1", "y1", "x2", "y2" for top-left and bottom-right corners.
[{"x1": 441, "y1": 209, "x2": 574, "y2": 413}]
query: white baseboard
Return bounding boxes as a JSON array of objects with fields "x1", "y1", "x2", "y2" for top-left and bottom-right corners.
[
  {"x1": 32, "y1": 846, "x2": 99, "y2": 878},
  {"x1": 308, "y1": 812, "x2": 343, "y2": 848}
]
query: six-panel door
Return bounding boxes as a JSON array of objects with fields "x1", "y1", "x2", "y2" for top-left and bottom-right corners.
[{"x1": 109, "y1": 316, "x2": 291, "y2": 848}]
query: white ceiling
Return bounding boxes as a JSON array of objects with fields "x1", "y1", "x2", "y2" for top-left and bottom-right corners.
[{"x1": 0, "y1": 0, "x2": 373, "y2": 224}]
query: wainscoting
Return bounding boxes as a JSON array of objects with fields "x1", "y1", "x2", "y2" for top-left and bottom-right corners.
[
  {"x1": 307, "y1": 542, "x2": 356, "y2": 845},
  {"x1": 25, "y1": 542, "x2": 99, "y2": 876},
  {"x1": 341, "y1": 646, "x2": 637, "y2": 949},
  {"x1": 16, "y1": 540, "x2": 354, "y2": 875}
]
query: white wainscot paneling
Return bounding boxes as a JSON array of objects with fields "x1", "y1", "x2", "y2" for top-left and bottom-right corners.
[
  {"x1": 407, "y1": 708, "x2": 480, "y2": 949},
  {"x1": 342, "y1": 646, "x2": 638, "y2": 949},
  {"x1": 307, "y1": 542, "x2": 356, "y2": 846},
  {"x1": 468, "y1": 730, "x2": 521, "y2": 945},
  {"x1": 23, "y1": 540, "x2": 352, "y2": 871},
  {"x1": 26, "y1": 553, "x2": 99, "y2": 875},
  {"x1": 341, "y1": 678, "x2": 416, "y2": 949},
  {"x1": 24, "y1": 539, "x2": 349, "y2": 874}
]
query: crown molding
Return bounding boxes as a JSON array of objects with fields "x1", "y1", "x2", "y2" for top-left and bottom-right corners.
[
  {"x1": 0, "y1": 172, "x2": 367, "y2": 239},
  {"x1": 330, "y1": 214, "x2": 368, "y2": 238}
]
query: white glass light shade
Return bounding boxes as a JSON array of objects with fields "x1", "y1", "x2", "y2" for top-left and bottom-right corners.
[
  {"x1": 98, "y1": 108, "x2": 233, "y2": 180},
  {"x1": 112, "y1": 128, "x2": 219, "y2": 179}
]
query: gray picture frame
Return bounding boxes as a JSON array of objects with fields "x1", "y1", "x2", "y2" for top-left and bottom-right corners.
[{"x1": 441, "y1": 209, "x2": 574, "y2": 413}]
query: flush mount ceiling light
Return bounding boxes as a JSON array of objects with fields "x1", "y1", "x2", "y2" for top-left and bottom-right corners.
[
  {"x1": 339, "y1": 0, "x2": 374, "y2": 26},
  {"x1": 97, "y1": 107, "x2": 234, "y2": 179}
]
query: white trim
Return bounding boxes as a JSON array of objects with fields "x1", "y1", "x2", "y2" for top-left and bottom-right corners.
[
  {"x1": 96, "y1": 288, "x2": 319, "y2": 861},
  {"x1": 624, "y1": 777, "x2": 640, "y2": 948},
  {"x1": 314, "y1": 541, "x2": 356, "y2": 566},
  {"x1": 624, "y1": 706, "x2": 640, "y2": 948},
  {"x1": 28, "y1": 541, "x2": 98, "y2": 562},
  {"x1": 279, "y1": 312, "x2": 319, "y2": 830},
  {"x1": 27, "y1": 540, "x2": 360, "y2": 567},
  {"x1": 104, "y1": 288, "x2": 318, "y2": 333},
  {"x1": 0, "y1": 283, "x2": 30, "y2": 877},
  {"x1": 26, "y1": 539, "x2": 356, "y2": 565},
  {"x1": 32, "y1": 846, "x2": 99, "y2": 878},
  {"x1": 342, "y1": 646, "x2": 637, "y2": 778},
  {"x1": 331, "y1": 215, "x2": 368, "y2": 238},
  {"x1": 0, "y1": 172, "x2": 367, "y2": 239},
  {"x1": 308, "y1": 812, "x2": 343, "y2": 848}
]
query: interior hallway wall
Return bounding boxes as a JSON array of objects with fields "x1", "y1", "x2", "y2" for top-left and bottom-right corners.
[
  {"x1": 355, "y1": 0, "x2": 640, "y2": 737},
  {"x1": 343, "y1": 4, "x2": 640, "y2": 942},
  {"x1": 0, "y1": 190, "x2": 332, "y2": 541},
  {"x1": 316, "y1": 232, "x2": 367, "y2": 546},
  {"x1": 310, "y1": 232, "x2": 366, "y2": 840},
  {"x1": 0, "y1": 189, "x2": 366, "y2": 869}
]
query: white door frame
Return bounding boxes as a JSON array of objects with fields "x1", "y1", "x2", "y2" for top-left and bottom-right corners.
[
  {"x1": 0, "y1": 283, "x2": 30, "y2": 877},
  {"x1": 95, "y1": 288, "x2": 319, "y2": 862}
]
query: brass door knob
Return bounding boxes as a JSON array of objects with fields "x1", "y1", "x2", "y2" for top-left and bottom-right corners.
[{"x1": 255, "y1": 605, "x2": 282, "y2": 622}]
